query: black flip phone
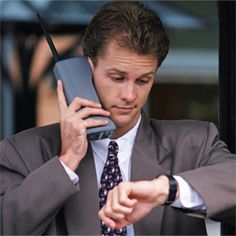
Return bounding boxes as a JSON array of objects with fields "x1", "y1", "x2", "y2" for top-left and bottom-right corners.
[{"x1": 37, "y1": 14, "x2": 116, "y2": 140}]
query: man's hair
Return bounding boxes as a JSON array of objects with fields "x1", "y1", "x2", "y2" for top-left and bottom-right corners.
[{"x1": 82, "y1": 1, "x2": 169, "y2": 67}]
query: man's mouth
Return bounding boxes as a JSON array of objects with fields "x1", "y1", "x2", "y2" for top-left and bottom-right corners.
[{"x1": 113, "y1": 106, "x2": 135, "y2": 113}]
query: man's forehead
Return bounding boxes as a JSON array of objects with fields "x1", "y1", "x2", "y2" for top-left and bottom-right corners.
[{"x1": 98, "y1": 41, "x2": 158, "y2": 66}]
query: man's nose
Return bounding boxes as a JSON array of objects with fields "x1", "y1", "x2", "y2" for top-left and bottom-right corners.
[{"x1": 120, "y1": 82, "x2": 136, "y2": 102}]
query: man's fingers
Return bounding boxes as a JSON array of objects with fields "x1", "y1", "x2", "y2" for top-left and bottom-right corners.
[
  {"x1": 98, "y1": 211, "x2": 116, "y2": 228},
  {"x1": 68, "y1": 96, "x2": 102, "y2": 113},
  {"x1": 57, "y1": 80, "x2": 106, "y2": 115},
  {"x1": 84, "y1": 118, "x2": 109, "y2": 129},
  {"x1": 98, "y1": 183, "x2": 141, "y2": 230},
  {"x1": 117, "y1": 183, "x2": 138, "y2": 207},
  {"x1": 99, "y1": 186, "x2": 137, "y2": 222},
  {"x1": 99, "y1": 209, "x2": 128, "y2": 230},
  {"x1": 76, "y1": 106, "x2": 110, "y2": 120},
  {"x1": 110, "y1": 187, "x2": 137, "y2": 215}
]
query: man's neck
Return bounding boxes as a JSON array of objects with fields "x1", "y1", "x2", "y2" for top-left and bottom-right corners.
[{"x1": 111, "y1": 115, "x2": 142, "y2": 139}]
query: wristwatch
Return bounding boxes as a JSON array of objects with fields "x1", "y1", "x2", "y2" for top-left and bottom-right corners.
[{"x1": 163, "y1": 175, "x2": 178, "y2": 205}]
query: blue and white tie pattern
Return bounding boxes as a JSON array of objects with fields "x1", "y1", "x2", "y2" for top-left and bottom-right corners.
[{"x1": 99, "y1": 141, "x2": 127, "y2": 236}]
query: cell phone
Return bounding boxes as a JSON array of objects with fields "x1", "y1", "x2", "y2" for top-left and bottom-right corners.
[{"x1": 37, "y1": 13, "x2": 116, "y2": 140}]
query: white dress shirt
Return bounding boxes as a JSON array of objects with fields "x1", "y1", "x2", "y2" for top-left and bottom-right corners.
[{"x1": 60, "y1": 115, "x2": 206, "y2": 235}]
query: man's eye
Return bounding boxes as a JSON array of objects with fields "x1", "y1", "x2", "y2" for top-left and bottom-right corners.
[
  {"x1": 136, "y1": 79, "x2": 149, "y2": 85},
  {"x1": 112, "y1": 77, "x2": 125, "y2": 82}
]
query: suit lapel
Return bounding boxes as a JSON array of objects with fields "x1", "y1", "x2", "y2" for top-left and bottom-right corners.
[
  {"x1": 131, "y1": 113, "x2": 171, "y2": 235},
  {"x1": 63, "y1": 145, "x2": 100, "y2": 235}
]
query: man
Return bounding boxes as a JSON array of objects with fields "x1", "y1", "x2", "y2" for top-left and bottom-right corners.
[{"x1": 0, "y1": 1, "x2": 235, "y2": 235}]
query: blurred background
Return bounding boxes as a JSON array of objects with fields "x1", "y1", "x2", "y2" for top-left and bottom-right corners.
[
  {"x1": 0, "y1": 0, "x2": 219, "y2": 138},
  {"x1": 0, "y1": 1, "x2": 235, "y2": 235}
]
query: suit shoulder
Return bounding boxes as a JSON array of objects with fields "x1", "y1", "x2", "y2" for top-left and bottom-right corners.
[
  {"x1": 150, "y1": 119, "x2": 217, "y2": 139},
  {"x1": 6, "y1": 123, "x2": 59, "y2": 141},
  {"x1": 0, "y1": 123, "x2": 61, "y2": 170},
  {"x1": 0, "y1": 124, "x2": 61, "y2": 175},
  {"x1": 0, "y1": 123, "x2": 60, "y2": 154}
]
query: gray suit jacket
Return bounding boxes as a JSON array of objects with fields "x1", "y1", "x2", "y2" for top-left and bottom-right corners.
[{"x1": 1, "y1": 114, "x2": 236, "y2": 235}]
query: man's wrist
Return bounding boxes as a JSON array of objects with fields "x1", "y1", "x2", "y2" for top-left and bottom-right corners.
[
  {"x1": 152, "y1": 175, "x2": 169, "y2": 205},
  {"x1": 59, "y1": 159, "x2": 79, "y2": 185},
  {"x1": 59, "y1": 153, "x2": 81, "y2": 172}
]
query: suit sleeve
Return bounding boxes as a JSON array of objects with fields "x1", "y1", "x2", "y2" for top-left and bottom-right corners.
[
  {"x1": 178, "y1": 122, "x2": 236, "y2": 223},
  {"x1": 0, "y1": 138, "x2": 79, "y2": 235}
]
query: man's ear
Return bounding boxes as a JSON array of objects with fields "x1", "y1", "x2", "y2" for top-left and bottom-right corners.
[{"x1": 88, "y1": 57, "x2": 95, "y2": 72}]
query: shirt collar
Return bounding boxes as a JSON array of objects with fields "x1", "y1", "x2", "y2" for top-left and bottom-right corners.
[{"x1": 114, "y1": 115, "x2": 141, "y2": 149}]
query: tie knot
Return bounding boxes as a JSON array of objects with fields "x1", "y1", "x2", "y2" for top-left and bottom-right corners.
[{"x1": 108, "y1": 141, "x2": 119, "y2": 155}]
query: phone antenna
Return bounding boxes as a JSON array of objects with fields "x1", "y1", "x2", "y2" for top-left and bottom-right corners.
[{"x1": 36, "y1": 13, "x2": 59, "y2": 62}]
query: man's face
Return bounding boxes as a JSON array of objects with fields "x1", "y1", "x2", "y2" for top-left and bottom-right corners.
[{"x1": 89, "y1": 41, "x2": 158, "y2": 136}]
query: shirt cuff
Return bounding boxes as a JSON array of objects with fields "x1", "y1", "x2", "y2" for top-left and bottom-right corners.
[
  {"x1": 171, "y1": 175, "x2": 206, "y2": 212},
  {"x1": 59, "y1": 160, "x2": 79, "y2": 185}
]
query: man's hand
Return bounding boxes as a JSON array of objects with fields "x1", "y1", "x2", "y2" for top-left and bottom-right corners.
[
  {"x1": 98, "y1": 175, "x2": 174, "y2": 229},
  {"x1": 57, "y1": 80, "x2": 110, "y2": 171}
]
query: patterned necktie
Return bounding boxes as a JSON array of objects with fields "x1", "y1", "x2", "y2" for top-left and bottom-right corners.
[{"x1": 99, "y1": 141, "x2": 127, "y2": 236}]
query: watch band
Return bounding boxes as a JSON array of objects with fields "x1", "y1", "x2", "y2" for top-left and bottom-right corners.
[{"x1": 164, "y1": 175, "x2": 178, "y2": 205}]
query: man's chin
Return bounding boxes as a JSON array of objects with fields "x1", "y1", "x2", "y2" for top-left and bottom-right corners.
[{"x1": 112, "y1": 114, "x2": 139, "y2": 129}]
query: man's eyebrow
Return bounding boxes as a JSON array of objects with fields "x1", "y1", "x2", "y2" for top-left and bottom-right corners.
[
  {"x1": 105, "y1": 68, "x2": 155, "y2": 78},
  {"x1": 138, "y1": 72, "x2": 155, "y2": 78},
  {"x1": 105, "y1": 68, "x2": 127, "y2": 75}
]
